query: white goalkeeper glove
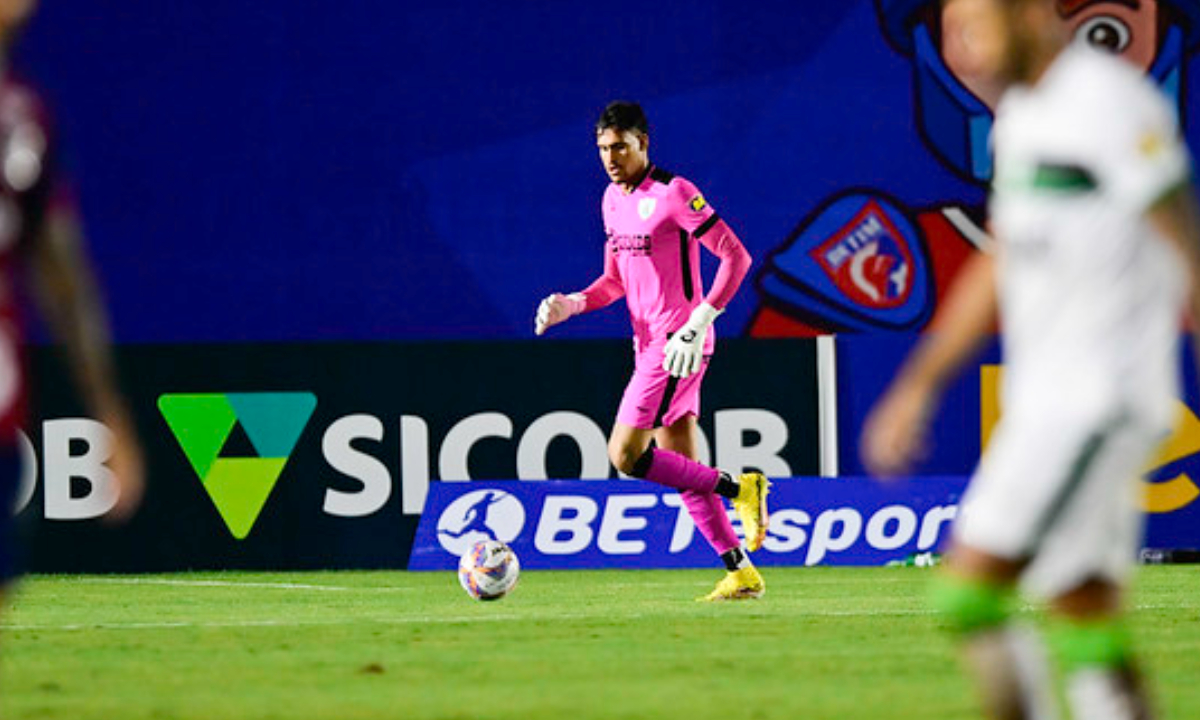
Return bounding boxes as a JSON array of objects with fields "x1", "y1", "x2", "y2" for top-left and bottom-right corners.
[
  {"x1": 534, "y1": 292, "x2": 586, "y2": 336},
  {"x1": 662, "y1": 302, "x2": 722, "y2": 378}
]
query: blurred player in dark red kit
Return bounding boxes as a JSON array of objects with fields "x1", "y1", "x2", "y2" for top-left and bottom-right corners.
[{"x1": 0, "y1": 0, "x2": 143, "y2": 605}]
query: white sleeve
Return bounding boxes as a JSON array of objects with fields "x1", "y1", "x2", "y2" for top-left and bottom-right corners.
[{"x1": 1097, "y1": 75, "x2": 1191, "y2": 212}]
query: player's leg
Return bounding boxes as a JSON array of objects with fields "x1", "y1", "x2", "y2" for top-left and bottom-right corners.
[
  {"x1": 933, "y1": 545, "x2": 1056, "y2": 720},
  {"x1": 612, "y1": 357, "x2": 770, "y2": 549},
  {"x1": 931, "y1": 406, "x2": 1109, "y2": 720},
  {"x1": 611, "y1": 419, "x2": 767, "y2": 541},
  {"x1": 655, "y1": 415, "x2": 741, "y2": 559},
  {"x1": 948, "y1": 407, "x2": 1159, "y2": 720},
  {"x1": 607, "y1": 420, "x2": 658, "y2": 477},
  {"x1": 1049, "y1": 579, "x2": 1152, "y2": 720},
  {"x1": 1027, "y1": 417, "x2": 1160, "y2": 720},
  {"x1": 0, "y1": 442, "x2": 20, "y2": 678},
  {"x1": 655, "y1": 416, "x2": 764, "y2": 601}
]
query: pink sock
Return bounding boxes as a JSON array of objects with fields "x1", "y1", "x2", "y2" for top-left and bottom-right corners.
[
  {"x1": 642, "y1": 448, "x2": 720, "y2": 494},
  {"x1": 681, "y1": 489, "x2": 740, "y2": 555}
]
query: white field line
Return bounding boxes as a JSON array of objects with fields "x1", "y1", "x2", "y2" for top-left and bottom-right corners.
[
  {"x1": 82, "y1": 578, "x2": 357, "y2": 592},
  {"x1": 2, "y1": 603, "x2": 1192, "y2": 633},
  {"x1": 65, "y1": 573, "x2": 942, "y2": 593},
  {"x1": 1, "y1": 614, "x2": 542, "y2": 632}
]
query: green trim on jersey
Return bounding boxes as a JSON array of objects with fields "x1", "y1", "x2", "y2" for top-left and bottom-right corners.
[{"x1": 1030, "y1": 163, "x2": 1098, "y2": 192}]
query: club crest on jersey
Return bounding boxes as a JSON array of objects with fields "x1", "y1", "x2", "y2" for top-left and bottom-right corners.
[
  {"x1": 810, "y1": 200, "x2": 915, "y2": 309},
  {"x1": 1138, "y1": 131, "x2": 1165, "y2": 158},
  {"x1": 637, "y1": 198, "x2": 657, "y2": 220},
  {"x1": 689, "y1": 194, "x2": 707, "y2": 212}
]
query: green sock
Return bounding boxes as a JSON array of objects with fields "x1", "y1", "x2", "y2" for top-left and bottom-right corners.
[
  {"x1": 1050, "y1": 617, "x2": 1133, "y2": 671},
  {"x1": 929, "y1": 574, "x2": 1012, "y2": 634}
]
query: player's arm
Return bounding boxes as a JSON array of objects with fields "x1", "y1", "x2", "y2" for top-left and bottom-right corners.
[
  {"x1": 699, "y1": 219, "x2": 752, "y2": 309},
  {"x1": 534, "y1": 246, "x2": 624, "y2": 336},
  {"x1": 661, "y1": 219, "x2": 752, "y2": 377},
  {"x1": 659, "y1": 181, "x2": 750, "y2": 377},
  {"x1": 1146, "y1": 180, "x2": 1200, "y2": 356},
  {"x1": 1112, "y1": 74, "x2": 1200, "y2": 363},
  {"x1": 860, "y1": 249, "x2": 998, "y2": 477},
  {"x1": 28, "y1": 204, "x2": 144, "y2": 519}
]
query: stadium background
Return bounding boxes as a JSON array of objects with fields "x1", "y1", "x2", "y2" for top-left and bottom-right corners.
[{"x1": 10, "y1": 0, "x2": 1200, "y2": 570}]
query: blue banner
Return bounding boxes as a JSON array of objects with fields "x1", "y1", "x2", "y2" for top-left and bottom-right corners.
[
  {"x1": 410, "y1": 477, "x2": 969, "y2": 570},
  {"x1": 27, "y1": 1, "x2": 1200, "y2": 344},
  {"x1": 412, "y1": 475, "x2": 1200, "y2": 570}
]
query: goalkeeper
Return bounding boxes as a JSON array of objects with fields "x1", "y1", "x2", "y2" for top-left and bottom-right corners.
[{"x1": 535, "y1": 101, "x2": 768, "y2": 601}]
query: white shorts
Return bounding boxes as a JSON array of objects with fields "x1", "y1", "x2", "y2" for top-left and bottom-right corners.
[{"x1": 953, "y1": 402, "x2": 1162, "y2": 600}]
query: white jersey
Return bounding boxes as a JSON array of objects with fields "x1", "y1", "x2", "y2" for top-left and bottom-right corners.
[{"x1": 990, "y1": 44, "x2": 1191, "y2": 430}]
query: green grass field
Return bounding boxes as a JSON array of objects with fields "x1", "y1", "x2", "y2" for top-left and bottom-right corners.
[{"x1": 0, "y1": 566, "x2": 1196, "y2": 719}]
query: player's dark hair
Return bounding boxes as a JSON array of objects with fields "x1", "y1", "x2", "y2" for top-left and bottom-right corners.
[{"x1": 596, "y1": 101, "x2": 649, "y2": 136}]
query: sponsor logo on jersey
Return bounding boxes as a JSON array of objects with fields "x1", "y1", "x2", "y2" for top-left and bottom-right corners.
[
  {"x1": 608, "y1": 230, "x2": 652, "y2": 256},
  {"x1": 689, "y1": 194, "x2": 707, "y2": 212},
  {"x1": 637, "y1": 197, "x2": 657, "y2": 220},
  {"x1": 1139, "y1": 131, "x2": 1166, "y2": 158},
  {"x1": 811, "y1": 199, "x2": 915, "y2": 310}
]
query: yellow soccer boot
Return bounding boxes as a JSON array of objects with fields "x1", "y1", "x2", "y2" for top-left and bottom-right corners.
[
  {"x1": 733, "y1": 472, "x2": 770, "y2": 551},
  {"x1": 699, "y1": 566, "x2": 765, "y2": 602}
]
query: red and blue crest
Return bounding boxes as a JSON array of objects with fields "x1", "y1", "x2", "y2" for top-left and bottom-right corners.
[
  {"x1": 758, "y1": 192, "x2": 932, "y2": 331},
  {"x1": 811, "y1": 200, "x2": 915, "y2": 310}
]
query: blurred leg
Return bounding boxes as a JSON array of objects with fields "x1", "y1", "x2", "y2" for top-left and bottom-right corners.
[
  {"x1": 1051, "y1": 579, "x2": 1153, "y2": 720},
  {"x1": 935, "y1": 545, "x2": 1057, "y2": 720}
]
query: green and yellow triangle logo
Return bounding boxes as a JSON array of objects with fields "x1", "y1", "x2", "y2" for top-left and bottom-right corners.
[{"x1": 158, "y1": 392, "x2": 317, "y2": 539}]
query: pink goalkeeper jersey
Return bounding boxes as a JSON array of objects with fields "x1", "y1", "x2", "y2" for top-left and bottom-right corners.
[{"x1": 600, "y1": 167, "x2": 742, "y2": 354}]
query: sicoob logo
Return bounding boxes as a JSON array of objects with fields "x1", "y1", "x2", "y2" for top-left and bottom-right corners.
[
  {"x1": 437, "y1": 489, "x2": 526, "y2": 555},
  {"x1": 159, "y1": 392, "x2": 316, "y2": 539}
]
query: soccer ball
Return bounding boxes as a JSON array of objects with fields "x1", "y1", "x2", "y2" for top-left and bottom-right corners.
[{"x1": 458, "y1": 539, "x2": 520, "y2": 601}]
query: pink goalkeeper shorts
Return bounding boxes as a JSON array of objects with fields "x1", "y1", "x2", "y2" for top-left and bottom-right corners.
[{"x1": 616, "y1": 348, "x2": 710, "y2": 430}]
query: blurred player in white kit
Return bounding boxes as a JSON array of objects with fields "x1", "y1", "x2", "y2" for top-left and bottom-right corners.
[{"x1": 862, "y1": 0, "x2": 1200, "y2": 717}]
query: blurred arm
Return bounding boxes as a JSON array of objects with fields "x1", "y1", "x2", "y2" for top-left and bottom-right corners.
[
  {"x1": 28, "y1": 206, "x2": 143, "y2": 519},
  {"x1": 860, "y1": 250, "x2": 998, "y2": 477},
  {"x1": 1146, "y1": 181, "x2": 1200, "y2": 337},
  {"x1": 894, "y1": 250, "x2": 998, "y2": 398}
]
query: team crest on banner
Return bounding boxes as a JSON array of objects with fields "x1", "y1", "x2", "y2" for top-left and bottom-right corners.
[
  {"x1": 811, "y1": 200, "x2": 914, "y2": 309},
  {"x1": 638, "y1": 197, "x2": 657, "y2": 220},
  {"x1": 757, "y1": 192, "x2": 933, "y2": 331}
]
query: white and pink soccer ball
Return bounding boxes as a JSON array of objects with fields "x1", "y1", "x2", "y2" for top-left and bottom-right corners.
[{"x1": 458, "y1": 539, "x2": 520, "y2": 601}]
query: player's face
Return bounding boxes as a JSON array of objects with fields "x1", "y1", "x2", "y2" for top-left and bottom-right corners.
[
  {"x1": 1060, "y1": 0, "x2": 1158, "y2": 72},
  {"x1": 944, "y1": 0, "x2": 1158, "y2": 108},
  {"x1": 596, "y1": 128, "x2": 649, "y2": 187},
  {"x1": 942, "y1": 0, "x2": 1012, "y2": 108},
  {"x1": 942, "y1": 0, "x2": 1074, "y2": 101},
  {"x1": 0, "y1": 0, "x2": 35, "y2": 32}
]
